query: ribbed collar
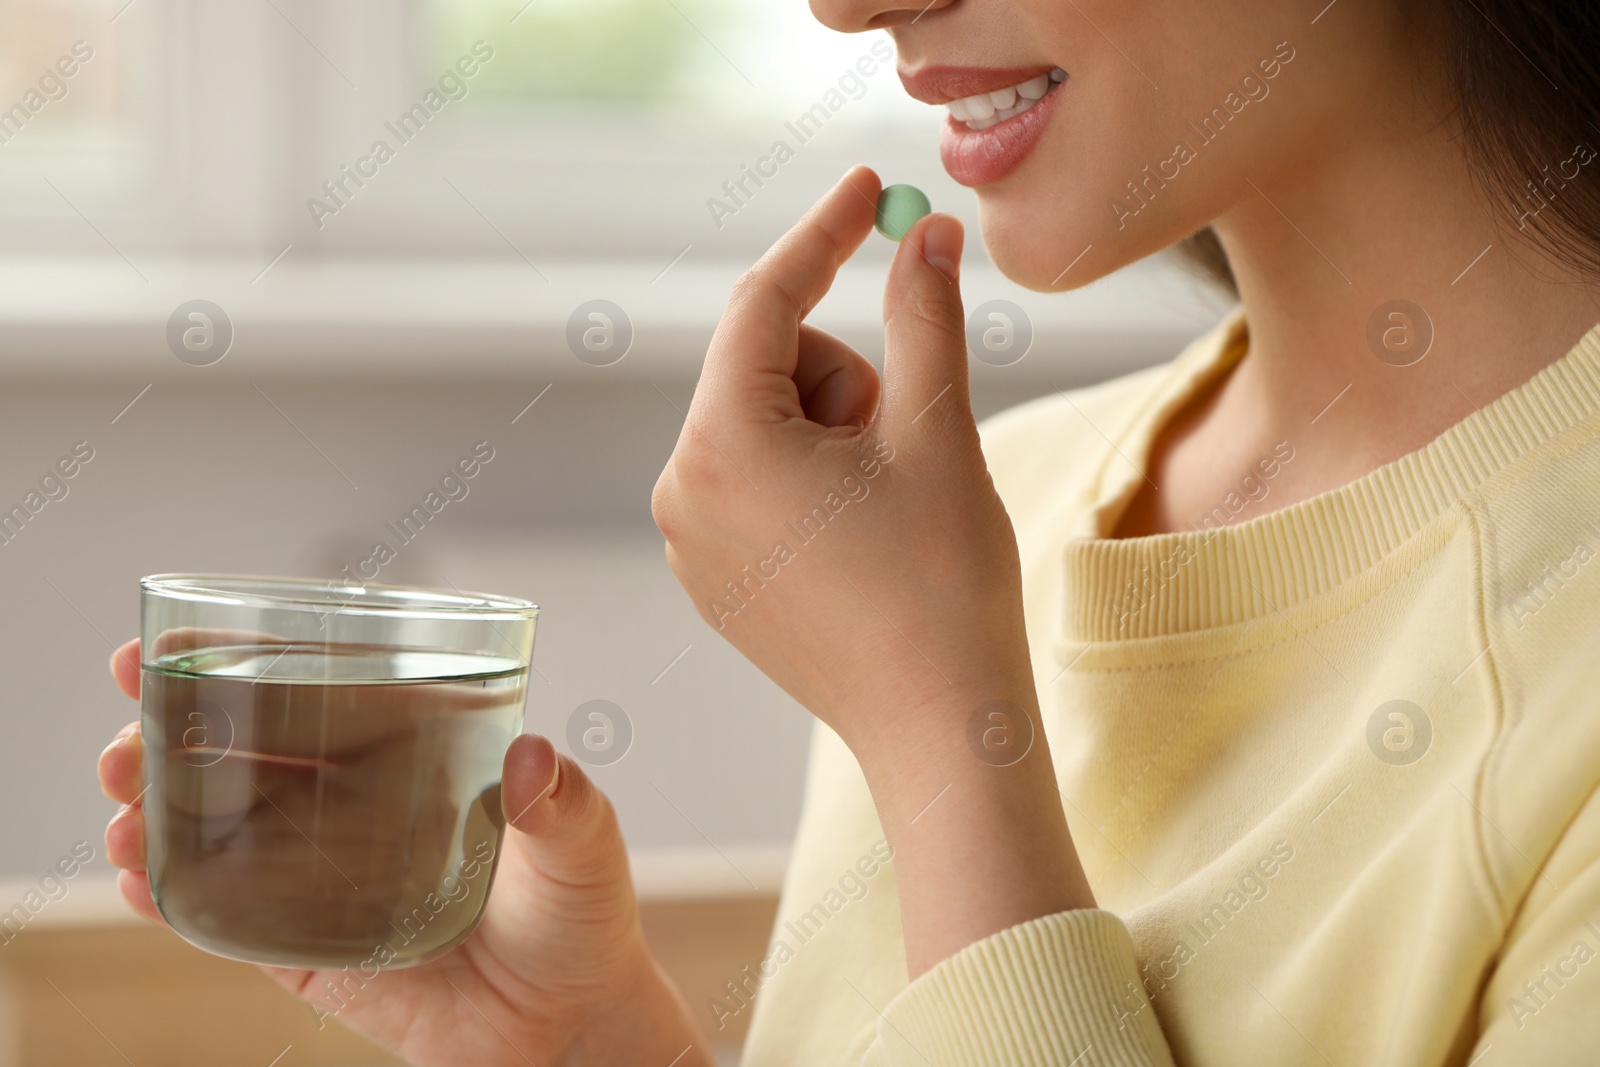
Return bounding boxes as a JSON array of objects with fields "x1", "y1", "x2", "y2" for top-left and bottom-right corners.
[{"x1": 1063, "y1": 310, "x2": 1600, "y2": 642}]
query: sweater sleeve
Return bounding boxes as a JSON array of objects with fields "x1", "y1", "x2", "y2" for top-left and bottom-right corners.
[
  {"x1": 1467, "y1": 783, "x2": 1600, "y2": 1063},
  {"x1": 862, "y1": 910, "x2": 1178, "y2": 1067}
]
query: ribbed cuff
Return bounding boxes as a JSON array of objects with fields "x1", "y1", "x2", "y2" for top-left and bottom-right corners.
[{"x1": 864, "y1": 910, "x2": 1175, "y2": 1067}]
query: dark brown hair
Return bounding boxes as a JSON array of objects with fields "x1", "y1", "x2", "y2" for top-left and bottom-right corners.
[{"x1": 1180, "y1": 1, "x2": 1600, "y2": 292}]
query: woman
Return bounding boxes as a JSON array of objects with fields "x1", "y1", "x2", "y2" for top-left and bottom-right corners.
[{"x1": 100, "y1": 0, "x2": 1600, "y2": 1062}]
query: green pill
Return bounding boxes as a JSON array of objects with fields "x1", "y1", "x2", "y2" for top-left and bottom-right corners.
[{"x1": 874, "y1": 183, "x2": 932, "y2": 241}]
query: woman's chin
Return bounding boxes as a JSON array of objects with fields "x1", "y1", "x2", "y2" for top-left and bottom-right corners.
[
  {"x1": 977, "y1": 208, "x2": 1104, "y2": 293},
  {"x1": 976, "y1": 194, "x2": 1185, "y2": 293}
]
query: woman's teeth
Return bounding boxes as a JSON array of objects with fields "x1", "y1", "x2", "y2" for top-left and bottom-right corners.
[{"x1": 946, "y1": 69, "x2": 1066, "y2": 131}]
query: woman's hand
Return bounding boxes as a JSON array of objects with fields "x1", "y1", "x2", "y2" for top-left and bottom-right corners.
[
  {"x1": 100, "y1": 638, "x2": 711, "y2": 1067},
  {"x1": 652, "y1": 166, "x2": 1095, "y2": 976},
  {"x1": 652, "y1": 165, "x2": 1032, "y2": 758}
]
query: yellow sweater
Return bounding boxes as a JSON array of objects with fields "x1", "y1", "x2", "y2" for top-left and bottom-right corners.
[{"x1": 739, "y1": 309, "x2": 1600, "y2": 1066}]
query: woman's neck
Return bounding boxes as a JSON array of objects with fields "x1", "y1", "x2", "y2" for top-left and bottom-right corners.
[{"x1": 1114, "y1": 87, "x2": 1600, "y2": 539}]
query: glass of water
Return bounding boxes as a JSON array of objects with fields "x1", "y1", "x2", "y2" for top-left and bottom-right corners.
[{"x1": 138, "y1": 574, "x2": 537, "y2": 970}]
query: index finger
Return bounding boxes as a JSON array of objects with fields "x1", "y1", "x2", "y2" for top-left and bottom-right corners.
[
  {"x1": 111, "y1": 639, "x2": 141, "y2": 699},
  {"x1": 698, "y1": 166, "x2": 881, "y2": 417}
]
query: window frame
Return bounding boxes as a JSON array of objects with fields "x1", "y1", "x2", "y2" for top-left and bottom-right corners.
[{"x1": 0, "y1": 0, "x2": 939, "y2": 262}]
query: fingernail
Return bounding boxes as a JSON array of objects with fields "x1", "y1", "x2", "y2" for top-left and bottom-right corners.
[
  {"x1": 847, "y1": 414, "x2": 866, "y2": 430},
  {"x1": 922, "y1": 215, "x2": 963, "y2": 280},
  {"x1": 505, "y1": 736, "x2": 560, "y2": 827},
  {"x1": 101, "y1": 725, "x2": 136, "y2": 758},
  {"x1": 536, "y1": 755, "x2": 561, "y2": 805}
]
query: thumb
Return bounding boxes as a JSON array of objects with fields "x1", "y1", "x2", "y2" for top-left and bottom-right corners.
[
  {"x1": 880, "y1": 212, "x2": 972, "y2": 432},
  {"x1": 500, "y1": 733, "x2": 629, "y2": 891}
]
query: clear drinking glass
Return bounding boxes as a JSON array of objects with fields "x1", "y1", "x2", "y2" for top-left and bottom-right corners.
[{"x1": 138, "y1": 574, "x2": 538, "y2": 970}]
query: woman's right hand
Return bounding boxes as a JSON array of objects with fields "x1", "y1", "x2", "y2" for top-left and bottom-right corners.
[{"x1": 99, "y1": 638, "x2": 712, "y2": 1067}]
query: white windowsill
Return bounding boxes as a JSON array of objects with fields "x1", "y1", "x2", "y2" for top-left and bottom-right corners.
[{"x1": 0, "y1": 255, "x2": 1234, "y2": 384}]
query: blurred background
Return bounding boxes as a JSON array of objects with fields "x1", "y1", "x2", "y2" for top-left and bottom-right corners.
[{"x1": 0, "y1": 0, "x2": 1231, "y2": 1063}]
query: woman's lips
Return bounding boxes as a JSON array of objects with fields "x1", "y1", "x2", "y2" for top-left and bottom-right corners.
[{"x1": 938, "y1": 79, "x2": 1066, "y2": 188}]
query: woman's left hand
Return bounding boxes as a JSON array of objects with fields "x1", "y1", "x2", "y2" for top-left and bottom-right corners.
[{"x1": 651, "y1": 165, "x2": 1035, "y2": 770}]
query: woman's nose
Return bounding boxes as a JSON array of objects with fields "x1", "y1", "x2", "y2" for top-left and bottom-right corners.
[{"x1": 809, "y1": 0, "x2": 956, "y2": 33}]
